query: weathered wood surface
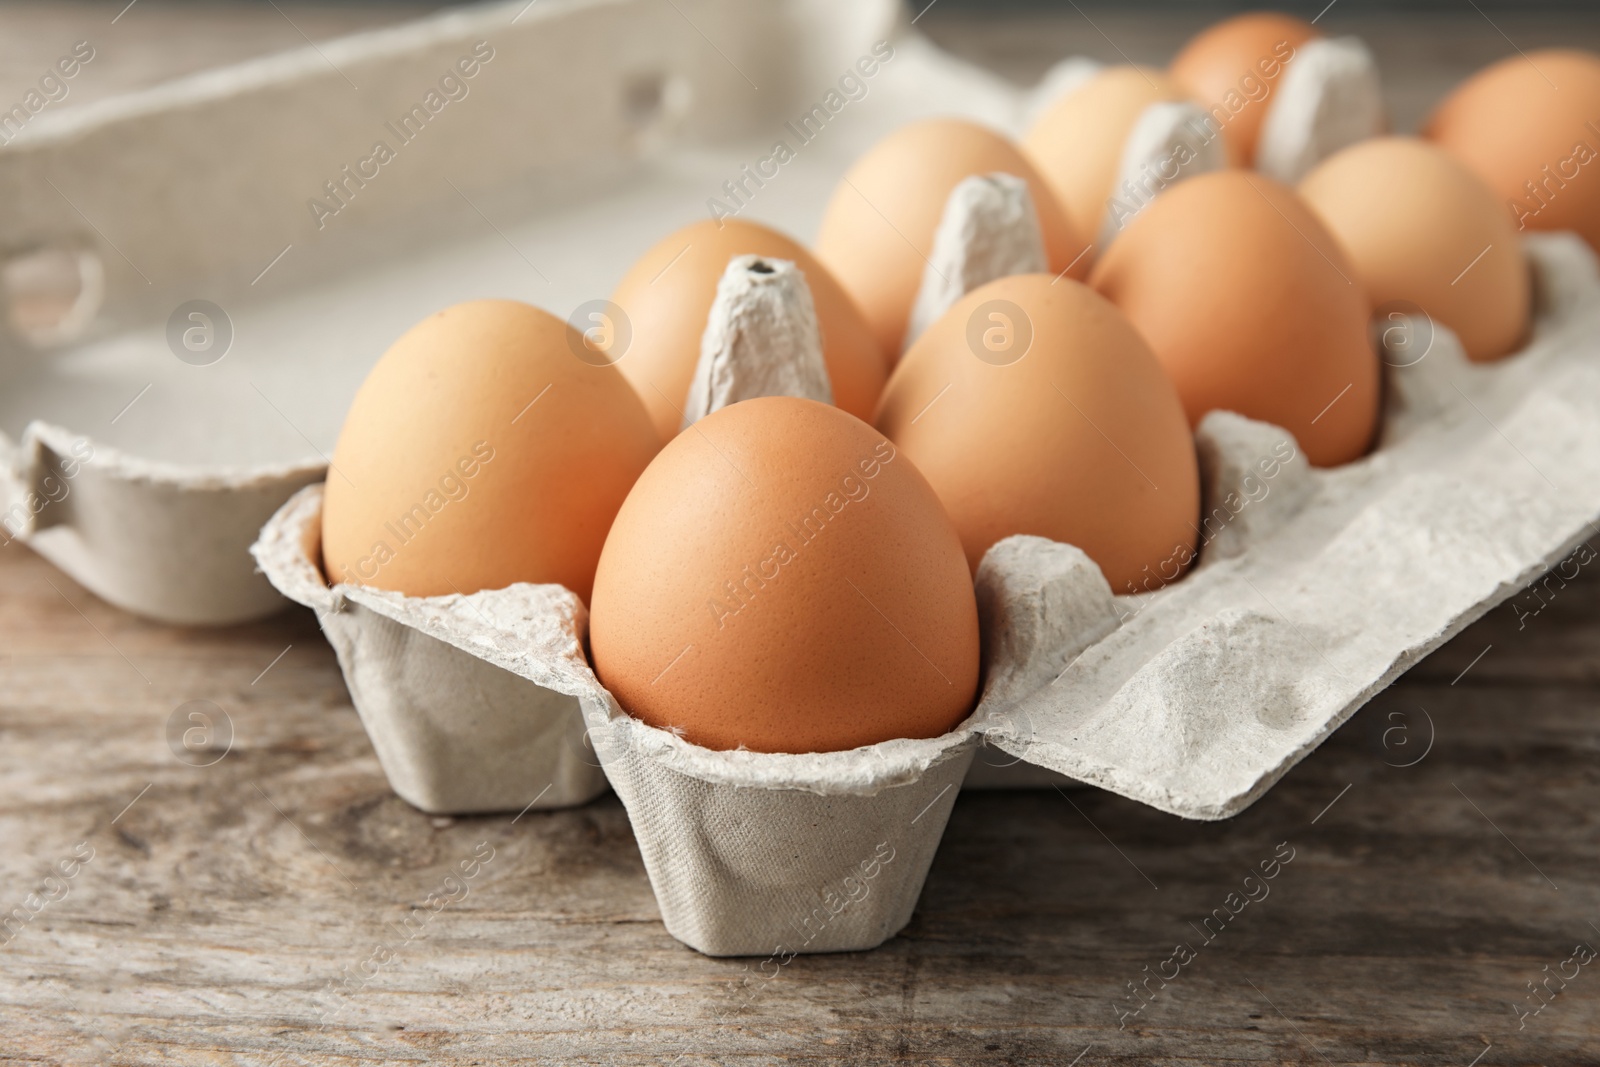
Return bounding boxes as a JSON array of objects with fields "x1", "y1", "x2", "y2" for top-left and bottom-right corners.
[
  {"x1": 4, "y1": 6, "x2": 1600, "y2": 1065},
  {"x1": 6, "y1": 525, "x2": 1600, "y2": 1067}
]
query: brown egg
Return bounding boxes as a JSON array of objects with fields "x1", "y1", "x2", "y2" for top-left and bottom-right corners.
[
  {"x1": 1425, "y1": 48, "x2": 1600, "y2": 254},
  {"x1": 875, "y1": 274, "x2": 1199, "y2": 593},
  {"x1": 610, "y1": 218, "x2": 887, "y2": 441},
  {"x1": 322, "y1": 299, "x2": 660, "y2": 604},
  {"x1": 590, "y1": 397, "x2": 979, "y2": 754},
  {"x1": 1300, "y1": 136, "x2": 1531, "y2": 361},
  {"x1": 1090, "y1": 171, "x2": 1378, "y2": 467},
  {"x1": 1023, "y1": 65, "x2": 1187, "y2": 239},
  {"x1": 814, "y1": 118, "x2": 1089, "y2": 359},
  {"x1": 1170, "y1": 11, "x2": 1320, "y2": 167}
]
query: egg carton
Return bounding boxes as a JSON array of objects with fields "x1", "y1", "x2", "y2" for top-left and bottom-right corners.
[
  {"x1": 251, "y1": 228, "x2": 1600, "y2": 955},
  {"x1": 12, "y1": 0, "x2": 1600, "y2": 956}
]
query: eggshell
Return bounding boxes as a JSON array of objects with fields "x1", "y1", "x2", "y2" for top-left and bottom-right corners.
[
  {"x1": 1090, "y1": 171, "x2": 1378, "y2": 467},
  {"x1": 1022, "y1": 66, "x2": 1185, "y2": 238},
  {"x1": 814, "y1": 118, "x2": 1089, "y2": 358},
  {"x1": 589, "y1": 397, "x2": 979, "y2": 754},
  {"x1": 321, "y1": 299, "x2": 661, "y2": 604},
  {"x1": 1424, "y1": 48, "x2": 1600, "y2": 254},
  {"x1": 1170, "y1": 12, "x2": 1320, "y2": 166},
  {"x1": 1299, "y1": 136, "x2": 1530, "y2": 361},
  {"x1": 610, "y1": 218, "x2": 887, "y2": 441},
  {"x1": 875, "y1": 274, "x2": 1199, "y2": 592}
]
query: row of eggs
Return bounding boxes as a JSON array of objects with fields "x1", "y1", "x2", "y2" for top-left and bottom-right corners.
[{"x1": 321, "y1": 13, "x2": 1600, "y2": 755}]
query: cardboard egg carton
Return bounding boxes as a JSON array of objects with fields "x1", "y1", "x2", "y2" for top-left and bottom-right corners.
[
  {"x1": 11, "y1": 0, "x2": 1600, "y2": 955},
  {"x1": 252, "y1": 229, "x2": 1600, "y2": 955}
]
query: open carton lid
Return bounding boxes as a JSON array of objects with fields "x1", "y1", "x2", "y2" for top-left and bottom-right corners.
[{"x1": 1, "y1": 0, "x2": 989, "y2": 623}]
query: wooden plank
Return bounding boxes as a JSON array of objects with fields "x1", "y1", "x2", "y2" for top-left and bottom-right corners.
[{"x1": 4, "y1": 503, "x2": 1598, "y2": 1065}]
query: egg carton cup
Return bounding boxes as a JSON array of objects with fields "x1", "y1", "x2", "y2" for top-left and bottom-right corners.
[
  {"x1": 252, "y1": 484, "x2": 608, "y2": 815},
  {"x1": 587, "y1": 721, "x2": 977, "y2": 956}
]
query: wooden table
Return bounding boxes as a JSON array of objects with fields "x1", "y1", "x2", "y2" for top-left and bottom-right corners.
[{"x1": 4, "y1": 5, "x2": 1600, "y2": 1065}]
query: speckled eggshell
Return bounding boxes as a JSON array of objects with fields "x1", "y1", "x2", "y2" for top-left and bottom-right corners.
[
  {"x1": 1425, "y1": 48, "x2": 1600, "y2": 255},
  {"x1": 1169, "y1": 11, "x2": 1320, "y2": 167},
  {"x1": 814, "y1": 118, "x2": 1089, "y2": 359},
  {"x1": 321, "y1": 299, "x2": 661, "y2": 604},
  {"x1": 610, "y1": 218, "x2": 887, "y2": 441},
  {"x1": 589, "y1": 397, "x2": 980, "y2": 754},
  {"x1": 1089, "y1": 170, "x2": 1378, "y2": 468},
  {"x1": 875, "y1": 274, "x2": 1200, "y2": 593},
  {"x1": 1300, "y1": 136, "x2": 1531, "y2": 361},
  {"x1": 1023, "y1": 65, "x2": 1186, "y2": 239}
]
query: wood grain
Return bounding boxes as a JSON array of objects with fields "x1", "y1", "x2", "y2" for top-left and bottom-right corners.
[
  {"x1": 4, "y1": 532, "x2": 1598, "y2": 1066},
  {"x1": 3, "y1": 7, "x2": 1600, "y2": 1065}
]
